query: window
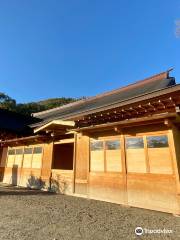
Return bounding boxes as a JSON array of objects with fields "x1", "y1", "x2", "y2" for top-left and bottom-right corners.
[
  {"x1": 105, "y1": 140, "x2": 122, "y2": 172},
  {"x1": 16, "y1": 149, "x2": 23, "y2": 155},
  {"x1": 23, "y1": 146, "x2": 43, "y2": 169},
  {"x1": 126, "y1": 137, "x2": 144, "y2": 149},
  {"x1": 90, "y1": 141, "x2": 103, "y2": 151},
  {"x1": 105, "y1": 140, "x2": 120, "y2": 150},
  {"x1": 24, "y1": 148, "x2": 33, "y2": 154},
  {"x1": 90, "y1": 140, "x2": 104, "y2": 171},
  {"x1": 7, "y1": 148, "x2": 23, "y2": 167},
  {"x1": 7, "y1": 149, "x2": 15, "y2": 167},
  {"x1": 33, "y1": 147, "x2": 42, "y2": 154},
  {"x1": 90, "y1": 139, "x2": 122, "y2": 172},
  {"x1": 147, "y1": 135, "x2": 172, "y2": 174},
  {"x1": 23, "y1": 149, "x2": 32, "y2": 168},
  {"x1": 8, "y1": 149, "x2": 15, "y2": 155},
  {"x1": 14, "y1": 148, "x2": 23, "y2": 167},
  {"x1": 31, "y1": 147, "x2": 43, "y2": 169},
  {"x1": 126, "y1": 137, "x2": 146, "y2": 173},
  {"x1": 147, "y1": 135, "x2": 169, "y2": 148}
]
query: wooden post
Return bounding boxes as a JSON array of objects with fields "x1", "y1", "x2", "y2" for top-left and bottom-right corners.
[
  {"x1": 72, "y1": 133, "x2": 77, "y2": 193},
  {"x1": 143, "y1": 136, "x2": 150, "y2": 173},
  {"x1": 120, "y1": 131, "x2": 128, "y2": 206},
  {"x1": 40, "y1": 142, "x2": 54, "y2": 189},
  {"x1": 168, "y1": 126, "x2": 180, "y2": 194}
]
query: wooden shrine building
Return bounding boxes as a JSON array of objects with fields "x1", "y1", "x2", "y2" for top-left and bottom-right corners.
[{"x1": 0, "y1": 70, "x2": 180, "y2": 214}]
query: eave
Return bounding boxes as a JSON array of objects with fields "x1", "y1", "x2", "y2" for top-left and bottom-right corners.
[
  {"x1": 72, "y1": 112, "x2": 179, "y2": 133},
  {"x1": 34, "y1": 120, "x2": 75, "y2": 134},
  {"x1": 62, "y1": 84, "x2": 180, "y2": 121},
  {"x1": 0, "y1": 135, "x2": 49, "y2": 147}
]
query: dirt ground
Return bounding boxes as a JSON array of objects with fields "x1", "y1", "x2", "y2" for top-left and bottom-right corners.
[{"x1": 0, "y1": 184, "x2": 179, "y2": 240}]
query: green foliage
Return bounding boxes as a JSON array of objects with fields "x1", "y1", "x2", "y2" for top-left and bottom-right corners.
[
  {"x1": 38, "y1": 97, "x2": 78, "y2": 109},
  {"x1": 0, "y1": 92, "x2": 81, "y2": 116},
  {"x1": 0, "y1": 92, "x2": 16, "y2": 111},
  {"x1": 15, "y1": 103, "x2": 46, "y2": 115}
]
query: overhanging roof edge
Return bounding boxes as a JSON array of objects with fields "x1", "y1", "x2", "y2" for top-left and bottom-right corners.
[
  {"x1": 72, "y1": 112, "x2": 177, "y2": 132},
  {"x1": 34, "y1": 120, "x2": 75, "y2": 133},
  {"x1": 56, "y1": 84, "x2": 180, "y2": 121}
]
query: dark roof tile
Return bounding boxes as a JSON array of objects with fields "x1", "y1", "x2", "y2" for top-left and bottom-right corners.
[{"x1": 33, "y1": 71, "x2": 176, "y2": 123}]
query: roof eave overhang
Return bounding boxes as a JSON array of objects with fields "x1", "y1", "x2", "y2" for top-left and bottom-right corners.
[
  {"x1": 62, "y1": 85, "x2": 180, "y2": 121},
  {"x1": 0, "y1": 135, "x2": 49, "y2": 147},
  {"x1": 71, "y1": 112, "x2": 179, "y2": 132},
  {"x1": 34, "y1": 120, "x2": 75, "y2": 134}
]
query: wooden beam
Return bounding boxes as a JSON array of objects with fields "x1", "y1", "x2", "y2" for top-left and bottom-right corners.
[
  {"x1": 72, "y1": 112, "x2": 177, "y2": 132},
  {"x1": 0, "y1": 135, "x2": 48, "y2": 144},
  {"x1": 114, "y1": 126, "x2": 122, "y2": 133},
  {"x1": 164, "y1": 119, "x2": 172, "y2": 127},
  {"x1": 142, "y1": 102, "x2": 156, "y2": 112}
]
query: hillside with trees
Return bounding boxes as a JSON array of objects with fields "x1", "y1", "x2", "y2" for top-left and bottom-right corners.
[{"x1": 0, "y1": 92, "x2": 81, "y2": 115}]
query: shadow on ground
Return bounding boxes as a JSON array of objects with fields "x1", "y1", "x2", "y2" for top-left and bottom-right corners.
[{"x1": 0, "y1": 183, "x2": 55, "y2": 196}]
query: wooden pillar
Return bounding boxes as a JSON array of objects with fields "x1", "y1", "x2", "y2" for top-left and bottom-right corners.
[
  {"x1": 169, "y1": 126, "x2": 180, "y2": 194},
  {"x1": 120, "y1": 132, "x2": 128, "y2": 205},
  {"x1": 0, "y1": 147, "x2": 8, "y2": 181},
  {"x1": 72, "y1": 133, "x2": 77, "y2": 193},
  {"x1": 41, "y1": 142, "x2": 53, "y2": 187},
  {"x1": 74, "y1": 133, "x2": 89, "y2": 195}
]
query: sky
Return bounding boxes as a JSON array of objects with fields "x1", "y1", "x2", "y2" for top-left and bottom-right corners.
[{"x1": 0, "y1": 0, "x2": 179, "y2": 103}]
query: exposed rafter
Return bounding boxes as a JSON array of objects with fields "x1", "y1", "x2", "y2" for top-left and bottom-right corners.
[{"x1": 75, "y1": 94, "x2": 180, "y2": 128}]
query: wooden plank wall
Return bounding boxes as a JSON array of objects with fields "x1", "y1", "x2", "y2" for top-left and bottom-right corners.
[
  {"x1": 171, "y1": 125, "x2": 180, "y2": 192},
  {"x1": 0, "y1": 147, "x2": 7, "y2": 181},
  {"x1": 51, "y1": 169, "x2": 73, "y2": 194},
  {"x1": 0, "y1": 122, "x2": 179, "y2": 214},
  {"x1": 88, "y1": 134, "x2": 127, "y2": 204},
  {"x1": 1, "y1": 143, "x2": 53, "y2": 189},
  {"x1": 41, "y1": 143, "x2": 53, "y2": 183},
  {"x1": 127, "y1": 173, "x2": 179, "y2": 213},
  {"x1": 86, "y1": 124, "x2": 180, "y2": 214},
  {"x1": 74, "y1": 134, "x2": 89, "y2": 195}
]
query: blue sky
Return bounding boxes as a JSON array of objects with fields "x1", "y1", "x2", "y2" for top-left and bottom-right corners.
[{"x1": 0, "y1": 0, "x2": 179, "y2": 103}]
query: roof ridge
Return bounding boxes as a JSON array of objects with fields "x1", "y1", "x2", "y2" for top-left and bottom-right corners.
[{"x1": 33, "y1": 69, "x2": 171, "y2": 117}]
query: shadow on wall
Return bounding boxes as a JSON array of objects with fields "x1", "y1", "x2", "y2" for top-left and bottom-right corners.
[
  {"x1": 0, "y1": 168, "x2": 5, "y2": 182},
  {"x1": 0, "y1": 148, "x2": 4, "y2": 182},
  {"x1": 49, "y1": 176, "x2": 68, "y2": 194},
  {"x1": 27, "y1": 175, "x2": 46, "y2": 190},
  {"x1": 27, "y1": 175, "x2": 68, "y2": 194}
]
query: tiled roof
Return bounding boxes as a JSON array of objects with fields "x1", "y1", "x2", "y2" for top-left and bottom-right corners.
[{"x1": 33, "y1": 70, "x2": 176, "y2": 124}]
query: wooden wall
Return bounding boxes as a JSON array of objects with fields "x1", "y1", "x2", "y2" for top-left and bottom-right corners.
[
  {"x1": 0, "y1": 147, "x2": 7, "y2": 181},
  {"x1": 171, "y1": 125, "x2": 180, "y2": 192},
  {"x1": 85, "y1": 124, "x2": 180, "y2": 214},
  {"x1": 74, "y1": 134, "x2": 89, "y2": 195},
  {"x1": 0, "y1": 122, "x2": 179, "y2": 214},
  {"x1": 41, "y1": 143, "x2": 53, "y2": 185},
  {"x1": 88, "y1": 134, "x2": 127, "y2": 204},
  {"x1": 2, "y1": 143, "x2": 53, "y2": 189},
  {"x1": 51, "y1": 169, "x2": 73, "y2": 194},
  {"x1": 127, "y1": 173, "x2": 179, "y2": 213}
]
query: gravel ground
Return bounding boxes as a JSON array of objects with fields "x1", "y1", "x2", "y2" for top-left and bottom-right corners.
[{"x1": 0, "y1": 184, "x2": 179, "y2": 240}]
